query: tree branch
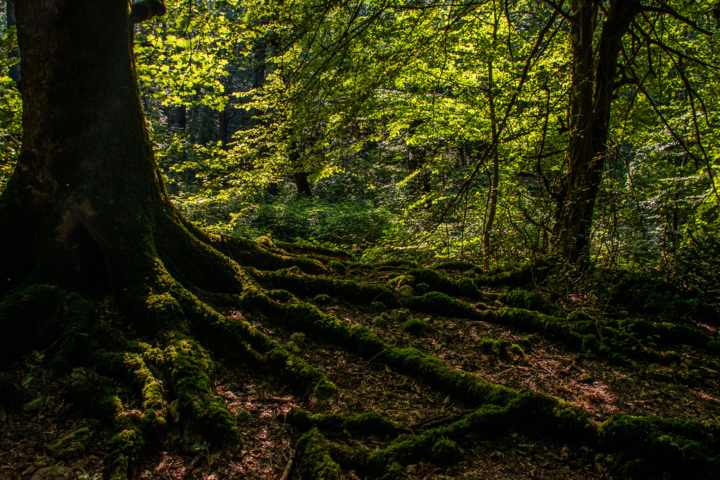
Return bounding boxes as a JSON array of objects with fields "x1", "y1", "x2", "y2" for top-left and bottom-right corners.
[
  {"x1": 641, "y1": 5, "x2": 713, "y2": 36},
  {"x1": 132, "y1": 0, "x2": 167, "y2": 24}
]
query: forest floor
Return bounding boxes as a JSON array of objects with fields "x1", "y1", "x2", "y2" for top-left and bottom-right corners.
[{"x1": 1, "y1": 264, "x2": 719, "y2": 480}]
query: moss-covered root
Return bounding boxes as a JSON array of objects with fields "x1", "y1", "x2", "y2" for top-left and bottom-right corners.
[
  {"x1": 307, "y1": 394, "x2": 591, "y2": 475},
  {"x1": 241, "y1": 288, "x2": 513, "y2": 406},
  {"x1": 408, "y1": 292, "x2": 479, "y2": 318},
  {"x1": 296, "y1": 429, "x2": 344, "y2": 480},
  {"x1": 173, "y1": 287, "x2": 338, "y2": 401},
  {"x1": 288, "y1": 408, "x2": 398, "y2": 437},
  {"x1": 163, "y1": 336, "x2": 238, "y2": 447},
  {"x1": 275, "y1": 241, "x2": 356, "y2": 263},
  {"x1": 104, "y1": 422, "x2": 145, "y2": 480},
  {"x1": 123, "y1": 351, "x2": 166, "y2": 432},
  {"x1": 251, "y1": 268, "x2": 395, "y2": 304},
  {"x1": 598, "y1": 415, "x2": 720, "y2": 479},
  {"x1": 407, "y1": 269, "x2": 482, "y2": 299},
  {"x1": 207, "y1": 234, "x2": 328, "y2": 274}
]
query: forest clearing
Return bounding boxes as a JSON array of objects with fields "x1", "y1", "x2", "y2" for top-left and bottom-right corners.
[{"x1": 1, "y1": 1, "x2": 720, "y2": 479}]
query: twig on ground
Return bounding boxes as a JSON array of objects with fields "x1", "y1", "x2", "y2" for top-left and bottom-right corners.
[{"x1": 279, "y1": 448, "x2": 296, "y2": 480}]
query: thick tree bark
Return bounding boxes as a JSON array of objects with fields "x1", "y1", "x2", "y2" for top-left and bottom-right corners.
[
  {"x1": 552, "y1": 0, "x2": 641, "y2": 265},
  {"x1": 0, "y1": 0, "x2": 244, "y2": 298}
]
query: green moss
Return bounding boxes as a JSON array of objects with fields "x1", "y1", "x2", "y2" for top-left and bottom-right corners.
[
  {"x1": 430, "y1": 439, "x2": 462, "y2": 465},
  {"x1": 598, "y1": 415, "x2": 720, "y2": 478},
  {"x1": 314, "y1": 293, "x2": 333, "y2": 305},
  {"x1": 501, "y1": 290, "x2": 556, "y2": 315},
  {"x1": 373, "y1": 316, "x2": 389, "y2": 328},
  {"x1": 567, "y1": 310, "x2": 592, "y2": 322},
  {"x1": 411, "y1": 292, "x2": 477, "y2": 317},
  {"x1": 329, "y1": 260, "x2": 347, "y2": 274},
  {"x1": 476, "y1": 264, "x2": 536, "y2": 287},
  {"x1": 387, "y1": 275, "x2": 415, "y2": 289},
  {"x1": 236, "y1": 408, "x2": 251, "y2": 423},
  {"x1": 609, "y1": 273, "x2": 719, "y2": 322},
  {"x1": 378, "y1": 462, "x2": 409, "y2": 480},
  {"x1": 582, "y1": 334, "x2": 601, "y2": 353},
  {"x1": 164, "y1": 338, "x2": 238, "y2": 446},
  {"x1": 707, "y1": 340, "x2": 720, "y2": 355},
  {"x1": 123, "y1": 353, "x2": 166, "y2": 431},
  {"x1": 624, "y1": 318, "x2": 710, "y2": 347},
  {"x1": 476, "y1": 338, "x2": 509, "y2": 358},
  {"x1": 372, "y1": 301, "x2": 388, "y2": 312},
  {"x1": 508, "y1": 344, "x2": 525, "y2": 358},
  {"x1": 296, "y1": 429, "x2": 344, "y2": 480},
  {"x1": 143, "y1": 293, "x2": 187, "y2": 332},
  {"x1": 367, "y1": 404, "x2": 510, "y2": 470},
  {"x1": 255, "y1": 269, "x2": 394, "y2": 304},
  {"x1": 373, "y1": 260, "x2": 418, "y2": 268},
  {"x1": 288, "y1": 408, "x2": 397, "y2": 437},
  {"x1": 265, "y1": 347, "x2": 338, "y2": 400},
  {"x1": 104, "y1": 426, "x2": 144, "y2": 480},
  {"x1": 403, "y1": 318, "x2": 426, "y2": 336},
  {"x1": 408, "y1": 269, "x2": 481, "y2": 299}
]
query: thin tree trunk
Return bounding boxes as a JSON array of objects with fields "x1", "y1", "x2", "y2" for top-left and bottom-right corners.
[
  {"x1": 482, "y1": 7, "x2": 500, "y2": 271},
  {"x1": 552, "y1": 0, "x2": 641, "y2": 265}
]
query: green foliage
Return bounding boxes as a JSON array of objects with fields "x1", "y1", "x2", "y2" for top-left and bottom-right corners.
[{"x1": 0, "y1": 27, "x2": 21, "y2": 193}]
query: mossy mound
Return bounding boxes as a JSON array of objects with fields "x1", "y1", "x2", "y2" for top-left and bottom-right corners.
[
  {"x1": 314, "y1": 293, "x2": 333, "y2": 305},
  {"x1": 500, "y1": 289, "x2": 556, "y2": 315},
  {"x1": 296, "y1": 429, "x2": 344, "y2": 480},
  {"x1": 410, "y1": 292, "x2": 477, "y2": 317},
  {"x1": 430, "y1": 438, "x2": 463, "y2": 465},
  {"x1": 328, "y1": 260, "x2": 347, "y2": 274},
  {"x1": 409, "y1": 269, "x2": 481, "y2": 298},
  {"x1": 403, "y1": 318, "x2": 426, "y2": 336}
]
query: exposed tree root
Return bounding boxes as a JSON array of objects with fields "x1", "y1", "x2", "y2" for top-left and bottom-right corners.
[{"x1": 2, "y1": 247, "x2": 720, "y2": 479}]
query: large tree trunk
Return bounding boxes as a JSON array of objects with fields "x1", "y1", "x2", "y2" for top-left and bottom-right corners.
[
  {"x1": 552, "y1": 0, "x2": 640, "y2": 265},
  {"x1": 0, "y1": 0, "x2": 245, "y2": 299},
  {"x1": 0, "y1": 4, "x2": 334, "y2": 477}
]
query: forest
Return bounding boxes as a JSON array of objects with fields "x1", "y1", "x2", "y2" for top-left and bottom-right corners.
[{"x1": 1, "y1": 0, "x2": 720, "y2": 479}]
